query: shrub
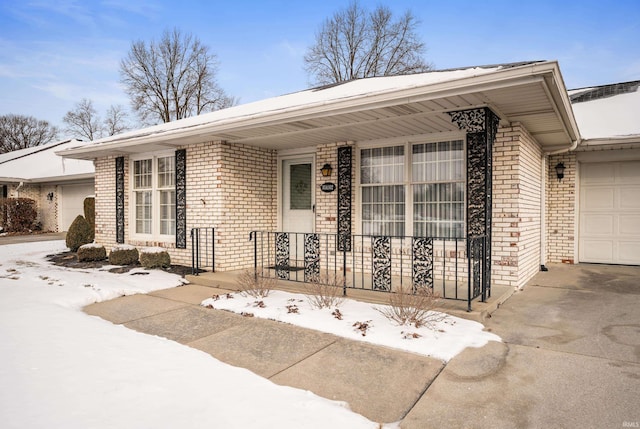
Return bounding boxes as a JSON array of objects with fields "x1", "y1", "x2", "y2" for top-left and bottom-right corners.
[
  {"x1": 83, "y1": 197, "x2": 95, "y2": 240},
  {"x1": 375, "y1": 285, "x2": 445, "y2": 330},
  {"x1": 304, "y1": 273, "x2": 345, "y2": 309},
  {"x1": 109, "y1": 245, "x2": 139, "y2": 265},
  {"x1": 237, "y1": 269, "x2": 276, "y2": 299},
  {"x1": 1, "y1": 198, "x2": 37, "y2": 232},
  {"x1": 77, "y1": 243, "x2": 107, "y2": 262},
  {"x1": 139, "y1": 247, "x2": 171, "y2": 268},
  {"x1": 65, "y1": 215, "x2": 93, "y2": 252}
]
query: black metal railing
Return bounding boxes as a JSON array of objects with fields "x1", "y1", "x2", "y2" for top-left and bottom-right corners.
[
  {"x1": 191, "y1": 228, "x2": 215, "y2": 275},
  {"x1": 249, "y1": 231, "x2": 489, "y2": 311}
]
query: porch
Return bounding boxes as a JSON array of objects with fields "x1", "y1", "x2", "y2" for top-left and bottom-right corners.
[
  {"x1": 189, "y1": 228, "x2": 514, "y2": 319},
  {"x1": 184, "y1": 269, "x2": 514, "y2": 322}
]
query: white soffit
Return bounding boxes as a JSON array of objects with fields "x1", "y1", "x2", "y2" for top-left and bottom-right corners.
[{"x1": 58, "y1": 61, "x2": 578, "y2": 159}]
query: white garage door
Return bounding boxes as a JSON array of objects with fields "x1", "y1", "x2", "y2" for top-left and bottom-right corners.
[
  {"x1": 59, "y1": 183, "x2": 94, "y2": 231},
  {"x1": 579, "y1": 161, "x2": 640, "y2": 264}
]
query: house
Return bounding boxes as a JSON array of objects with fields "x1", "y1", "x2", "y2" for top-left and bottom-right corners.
[
  {"x1": 555, "y1": 80, "x2": 640, "y2": 265},
  {"x1": 57, "y1": 60, "x2": 640, "y2": 305},
  {"x1": 0, "y1": 139, "x2": 95, "y2": 232}
]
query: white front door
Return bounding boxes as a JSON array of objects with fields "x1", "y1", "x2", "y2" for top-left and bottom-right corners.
[{"x1": 282, "y1": 157, "x2": 315, "y2": 233}]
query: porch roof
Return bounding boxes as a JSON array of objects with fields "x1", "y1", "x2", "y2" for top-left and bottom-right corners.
[{"x1": 59, "y1": 60, "x2": 580, "y2": 160}]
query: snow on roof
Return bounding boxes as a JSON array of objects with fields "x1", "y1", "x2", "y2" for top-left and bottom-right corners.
[
  {"x1": 80, "y1": 64, "x2": 510, "y2": 147},
  {"x1": 0, "y1": 139, "x2": 94, "y2": 182},
  {"x1": 0, "y1": 141, "x2": 67, "y2": 164},
  {"x1": 570, "y1": 81, "x2": 640, "y2": 140}
]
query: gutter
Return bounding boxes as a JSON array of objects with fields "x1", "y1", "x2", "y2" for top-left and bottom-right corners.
[{"x1": 60, "y1": 61, "x2": 572, "y2": 160}]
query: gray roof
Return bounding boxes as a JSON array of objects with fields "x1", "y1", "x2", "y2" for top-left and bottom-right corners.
[{"x1": 570, "y1": 81, "x2": 640, "y2": 103}]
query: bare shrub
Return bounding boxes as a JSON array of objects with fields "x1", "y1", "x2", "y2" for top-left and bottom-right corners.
[
  {"x1": 375, "y1": 285, "x2": 446, "y2": 330},
  {"x1": 237, "y1": 269, "x2": 276, "y2": 299},
  {"x1": 304, "y1": 273, "x2": 345, "y2": 309}
]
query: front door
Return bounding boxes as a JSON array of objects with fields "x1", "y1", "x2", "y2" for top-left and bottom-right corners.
[{"x1": 282, "y1": 157, "x2": 315, "y2": 263}]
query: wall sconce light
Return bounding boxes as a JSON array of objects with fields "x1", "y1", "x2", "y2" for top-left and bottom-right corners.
[
  {"x1": 47, "y1": 192, "x2": 54, "y2": 201},
  {"x1": 321, "y1": 163, "x2": 333, "y2": 177},
  {"x1": 555, "y1": 162, "x2": 566, "y2": 182}
]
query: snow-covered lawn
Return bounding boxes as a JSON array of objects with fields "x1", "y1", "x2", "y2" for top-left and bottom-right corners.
[
  {"x1": 202, "y1": 288, "x2": 500, "y2": 362},
  {"x1": 0, "y1": 241, "x2": 378, "y2": 429}
]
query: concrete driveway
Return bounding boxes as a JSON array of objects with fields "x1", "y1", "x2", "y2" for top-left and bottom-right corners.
[
  {"x1": 403, "y1": 263, "x2": 640, "y2": 428},
  {"x1": 0, "y1": 232, "x2": 65, "y2": 245}
]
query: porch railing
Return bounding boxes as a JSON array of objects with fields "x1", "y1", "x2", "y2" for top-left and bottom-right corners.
[
  {"x1": 249, "y1": 231, "x2": 489, "y2": 311},
  {"x1": 191, "y1": 227, "x2": 215, "y2": 275}
]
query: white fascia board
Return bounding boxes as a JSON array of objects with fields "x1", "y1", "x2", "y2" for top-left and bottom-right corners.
[
  {"x1": 60, "y1": 61, "x2": 575, "y2": 159},
  {"x1": 30, "y1": 173, "x2": 95, "y2": 183},
  {"x1": 579, "y1": 135, "x2": 640, "y2": 146}
]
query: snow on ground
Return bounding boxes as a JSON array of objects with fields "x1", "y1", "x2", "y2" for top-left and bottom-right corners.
[
  {"x1": 202, "y1": 288, "x2": 500, "y2": 363},
  {"x1": 0, "y1": 241, "x2": 378, "y2": 429}
]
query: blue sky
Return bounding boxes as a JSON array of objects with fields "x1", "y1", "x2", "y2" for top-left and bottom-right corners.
[{"x1": 1, "y1": 0, "x2": 639, "y2": 135}]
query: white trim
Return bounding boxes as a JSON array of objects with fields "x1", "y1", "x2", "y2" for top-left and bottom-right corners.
[
  {"x1": 354, "y1": 133, "x2": 467, "y2": 237},
  {"x1": 277, "y1": 152, "x2": 316, "y2": 232},
  {"x1": 128, "y1": 150, "x2": 177, "y2": 243},
  {"x1": 540, "y1": 155, "x2": 547, "y2": 267},
  {"x1": 277, "y1": 146, "x2": 319, "y2": 157},
  {"x1": 576, "y1": 148, "x2": 640, "y2": 163},
  {"x1": 574, "y1": 160, "x2": 581, "y2": 263},
  {"x1": 352, "y1": 131, "x2": 464, "y2": 150}
]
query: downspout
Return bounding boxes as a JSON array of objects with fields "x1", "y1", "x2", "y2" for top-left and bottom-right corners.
[
  {"x1": 15, "y1": 181, "x2": 24, "y2": 198},
  {"x1": 540, "y1": 138, "x2": 580, "y2": 271}
]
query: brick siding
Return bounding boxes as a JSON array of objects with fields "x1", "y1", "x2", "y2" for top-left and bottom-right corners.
[
  {"x1": 5, "y1": 183, "x2": 58, "y2": 232},
  {"x1": 492, "y1": 123, "x2": 544, "y2": 288},
  {"x1": 94, "y1": 142, "x2": 276, "y2": 270},
  {"x1": 546, "y1": 152, "x2": 576, "y2": 263}
]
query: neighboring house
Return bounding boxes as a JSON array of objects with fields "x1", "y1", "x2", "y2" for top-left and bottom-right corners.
[
  {"x1": 57, "y1": 60, "x2": 638, "y2": 303},
  {"x1": 0, "y1": 139, "x2": 95, "y2": 232}
]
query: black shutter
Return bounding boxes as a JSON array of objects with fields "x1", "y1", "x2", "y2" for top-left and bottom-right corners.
[
  {"x1": 175, "y1": 149, "x2": 187, "y2": 249},
  {"x1": 115, "y1": 157, "x2": 125, "y2": 244}
]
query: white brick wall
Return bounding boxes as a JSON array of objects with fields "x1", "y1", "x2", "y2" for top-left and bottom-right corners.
[
  {"x1": 89, "y1": 124, "x2": 564, "y2": 290},
  {"x1": 492, "y1": 123, "x2": 543, "y2": 288},
  {"x1": 94, "y1": 142, "x2": 276, "y2": 270},
  {"x1": 546, "y1": 152, "x2": 576, "y2": 263},
  {"x1": 95, "y1": 155, "x2": 125, "y2": 250}
]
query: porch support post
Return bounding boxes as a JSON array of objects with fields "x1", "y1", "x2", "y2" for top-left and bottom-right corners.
[
  {"x1": 448, "y1": 107, "x2": 499, "y2": 301},
  {"x1": 337, "y1": 146, "x2": 352, "y2": 252}
]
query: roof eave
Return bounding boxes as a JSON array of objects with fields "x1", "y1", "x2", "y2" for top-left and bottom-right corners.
[{"x1": 59, "y1": 61, "x2": 579, "y2": 159}]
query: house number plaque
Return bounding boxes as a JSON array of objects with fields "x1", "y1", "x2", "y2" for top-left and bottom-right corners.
[{"x1": 320, "y1": 182, "x2": 336, "y2": 193}]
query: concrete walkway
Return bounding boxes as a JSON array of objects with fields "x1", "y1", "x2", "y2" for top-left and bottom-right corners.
[
  {"x1": 84, "y1": 262, "x2": 640, "y2": 427},
  {"x1": 84, "y1": 284, "x2": 444, "y2": 424}
]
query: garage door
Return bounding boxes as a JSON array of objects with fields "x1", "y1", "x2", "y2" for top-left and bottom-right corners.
[
  {"x1": 59, "y1": 183, "x2": 94, "y2": 231},
  {"x1": 579, "y1": 161, "x2": 640, "y2": 264}
]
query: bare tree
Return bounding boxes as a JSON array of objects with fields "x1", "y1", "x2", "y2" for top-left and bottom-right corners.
[
  {"x1": 304, "y1": 1, "x2": 431, "y2": 85},
  {"x1": 120, "y1": 28, "x2": 234, "y2": 124},
  {"x1": 103, "y1": 105, "x2": 130, "y2": 136},
  {"x1": 0, "y1": 114, "x2": 58, "y2": 153},
  {"x1": 63, "y1": 100, "x2": 131, "y2": 140},
  {"x1": 63, "y1": 99, "x2": 102, "y2": 141}
]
